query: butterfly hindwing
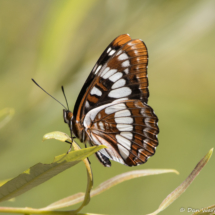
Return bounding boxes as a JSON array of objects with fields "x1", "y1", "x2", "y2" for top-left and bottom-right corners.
[
  {"x1": 93, "y1": 150, "x2": 112, "y2": 167},
  {"x1": 83, "y1": 100, "x2": 159, "y2": 166}
]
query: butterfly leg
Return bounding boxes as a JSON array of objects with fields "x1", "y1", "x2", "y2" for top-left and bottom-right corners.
[
  {"x1": 84, "y1": 143, "x2": 91, "y2": 164},
  {"x1": 65, "y1": 138, "x2": 75, "y2": 154}
]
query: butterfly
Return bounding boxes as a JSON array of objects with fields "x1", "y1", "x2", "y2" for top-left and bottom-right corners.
[{"x1": 63, "y1": 34, "x2": 159, "y2": 167}]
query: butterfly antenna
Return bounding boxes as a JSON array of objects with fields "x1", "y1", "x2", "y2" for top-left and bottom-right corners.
[
  {"x1": 61, "y1": 86, "x2": 69, "y2": 110},
  {"x1": 32, "y1": 79, "x2": 67, "y2": 109}
]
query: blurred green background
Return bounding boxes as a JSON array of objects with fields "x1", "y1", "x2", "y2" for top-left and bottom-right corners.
[{"x1": 0, "y1": 0, "x2": 215, "y2": 214}]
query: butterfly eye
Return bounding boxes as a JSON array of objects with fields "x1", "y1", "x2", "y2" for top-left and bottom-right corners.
[
  {"x1": 63, "y1": 109, "x2": 69, "y2": 123},
  {"x1": 63, "y1": 110, "x2": 73, "y2": 124}
]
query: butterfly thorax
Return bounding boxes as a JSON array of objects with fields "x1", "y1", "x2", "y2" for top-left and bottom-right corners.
[
  {"x1": 72, "y1": 119, "x2": 89, "y2": 143},
  {"x1": 63, "y1": 109, "x2": 88, "y2": 143}
]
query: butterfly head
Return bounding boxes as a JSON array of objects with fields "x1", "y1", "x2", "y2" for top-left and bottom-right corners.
[
  {"x1": 63, "y1": 109, "x2": 76, "y2": 139},
  {"x1": 63, "y1": 109, "x2": 73, "y2": 124}
]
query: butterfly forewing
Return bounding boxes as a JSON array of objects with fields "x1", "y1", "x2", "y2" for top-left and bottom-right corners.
[
  {"x1": 83, "y1": 100, "x2": 158, "y2": 166},
  {"x1": 73, "y1": 34, "x2": 149, "y2": 121},
  {"x1": 86, "y1": 39, "x2": 149, "y2": 113},
  {"x1": 73, "y1": 34, "x2": 132, "y2": 120}
]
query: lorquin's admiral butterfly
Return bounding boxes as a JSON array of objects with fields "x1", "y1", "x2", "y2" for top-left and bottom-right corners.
[{"x1": 33, "y1": 34, "x2": 159, "y2": 167}]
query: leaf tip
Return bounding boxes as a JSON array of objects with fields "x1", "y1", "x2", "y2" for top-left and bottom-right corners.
[
  {"x1": 100, "y1": 145, "x2": 107, "y2": 149},
  {"x1": 42, "y1": 134, "x2": 49, "y2": 142},
  {"x1": 205, "y1": 148, "x2": 213, "y2": 161},
  {"x1": 174, "y1": 170, "x2": 180, "y2": 175}
]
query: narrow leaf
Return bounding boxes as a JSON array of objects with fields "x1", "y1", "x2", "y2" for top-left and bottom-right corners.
[
  {"x1": 43, "y1": 131, "x2": 71, "y2": 143},
  {"x1": 148, "y1": 148, "x2": 213, "y2": 215},
  {"x1": 192, "y1": 204, "x2": 215, "y2": 215},
  {"x1": 42, "y1": 169, "x2": 178, "y2": 210},
  {"x1": 0, "y1": 145, "x2": 105, "y2": 202},
  {"x1": 0, "y1": 179, "x2": 10, "y2": 187},
  {"x1": 71, "y1": 142, "x2": 94, "y2": 214},
  {"x1": 0, "y1": 206, "x2": 103, "y2": 214}
]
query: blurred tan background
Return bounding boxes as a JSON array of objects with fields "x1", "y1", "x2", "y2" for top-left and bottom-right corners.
[{"x1": 0, "y1": 0, "x2": 215, "y2": 214}]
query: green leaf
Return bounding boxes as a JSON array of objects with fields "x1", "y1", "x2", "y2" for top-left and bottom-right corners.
[
  {"x1": 43, "y1": 131, "x2": 71, "y2": 143},
  {"x1": 42, "y1": 131, "x2": 95, "y2": 213},
  {"x1": 0, "y1": 145, "x2": 105, "y2": 202},
  {"x1": 148, "y1": 148, "x2": 213, "y2": 215},
  {"x1": 0, "y1": 131, "x2": 103, "y2": 214}
]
